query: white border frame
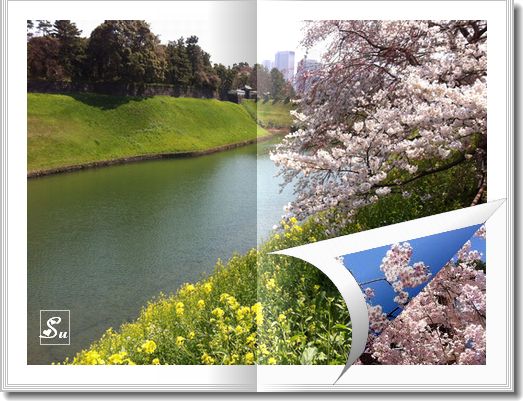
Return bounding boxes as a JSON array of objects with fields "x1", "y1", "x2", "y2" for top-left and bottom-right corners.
[{"x1": 1, "y1": 0, "x2": 514, "y2": 392}]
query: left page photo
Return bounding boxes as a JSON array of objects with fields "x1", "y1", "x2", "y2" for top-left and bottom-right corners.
[
  {"x1": 6, "y1": 0, "x2": 263, "y2": 391},
  {"x1": 27, "y1": 15, "x2": 261, "y2": 367}
]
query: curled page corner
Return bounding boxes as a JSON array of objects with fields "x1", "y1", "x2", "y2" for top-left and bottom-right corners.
[
  {"x1": 271, "y1": 199, "x2": 504, "y2": 384},
  {"x1": 270, "y1": 248, "x2": 369, "y2": 383}
]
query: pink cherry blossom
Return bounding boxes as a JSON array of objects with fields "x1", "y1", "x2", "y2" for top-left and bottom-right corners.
[
  {"x1": 363, "y1": 231, "x2": 486, "y2": 365},
  {"x1": 271, "y1": 21, "x2": 487, "y2": 225}
]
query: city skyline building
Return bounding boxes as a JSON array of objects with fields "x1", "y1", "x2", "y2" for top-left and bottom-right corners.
[
  {"x1": 295, "y1": 57, "x2": 321, "y2": 94},
  {"x1": 262, "y1": 59, "x2": 273, "y2": 70},
  {"x1": 274, "y1": 51, "x2": 295, "y2": 82}
]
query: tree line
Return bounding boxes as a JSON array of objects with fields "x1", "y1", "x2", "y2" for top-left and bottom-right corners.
[{"x1": 27, "y1": 20, "x2": 295, "y2": 100}]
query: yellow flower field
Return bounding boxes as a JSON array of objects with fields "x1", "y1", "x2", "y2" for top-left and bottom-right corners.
[{"x1": 66, "y1": 218, "x2": 352, "y2": 366}]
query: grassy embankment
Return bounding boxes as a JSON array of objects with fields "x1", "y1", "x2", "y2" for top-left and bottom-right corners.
[
  {"x1": 28, "y1": 93, "x2": 271, "y2": 174},
  {"x1": 241, "y1": 99, "x2": 294, "y2": 130},
  {"x1": 66, "y1": 156, "x2": 479, "y2": 366}
]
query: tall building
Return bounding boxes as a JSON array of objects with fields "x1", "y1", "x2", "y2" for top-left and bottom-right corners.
[
  {"x1": 262, "y1": 59, "x2": 273, "y2": 70},
  {"x1": 274, "y1": 51, "x2": 295, "y2": 82},
  {"x1": 295, "y1": 57, "x2": 321, "y2": 93},
  {"x1": 301, "y1": 58, "x2": 321, "y2": 71}
]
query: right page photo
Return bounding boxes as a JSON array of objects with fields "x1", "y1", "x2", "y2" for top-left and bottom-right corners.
[
  {"x1": 258, "y1": 17, "x2": 486, "y2": 362},
  {"x1": 256, "y1": 0, "x2": 511, "y2": 391}
]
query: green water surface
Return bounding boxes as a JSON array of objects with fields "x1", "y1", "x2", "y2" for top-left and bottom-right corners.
[{"x1": 28, "y1": 141, "x2": 293, "y2": 364}]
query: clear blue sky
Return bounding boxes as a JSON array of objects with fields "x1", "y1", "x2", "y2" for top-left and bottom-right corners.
[{"x1": 342, "y1": 225, "x2": 485, "y2": 319}]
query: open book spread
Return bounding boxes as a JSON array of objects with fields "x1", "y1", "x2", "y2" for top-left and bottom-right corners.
[{"x1": 0, "y1": 0, "x2": 514, "y2": 393}]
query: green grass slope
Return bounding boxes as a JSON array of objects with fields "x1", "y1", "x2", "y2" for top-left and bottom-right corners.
[
  {"x1": 242, "y1": 99, "x2": 294, "y2": 129},
  {"x1": 28, "y1": 93, "x2": 270, "y2": 172}
]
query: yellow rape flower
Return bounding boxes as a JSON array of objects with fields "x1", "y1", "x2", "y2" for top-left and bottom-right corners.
[
  {"x1": 108, "y1": 351, "x2": 127, "y2": 365},
  {"x1": 244, "y1": 352, "x2": 255, "y2": 365},
  {"x1": 176, "y1": 336, "x2": 185, "y2": 347},
  {"x1": 266, "y1": 278, "x2": 276, "y2": 290},
  {"x1": 203, "y1": 283, "x2": 212, "y2": 294},
  {"x1": 175, "y1": 301, "x2": 184, "y2": 316},
  {"x1": 142, "y1": 340, "x2": 157, "y2": 354},
  {"x1": 212, "y1": 307, "x2": 225, "y2": 319},
  {"x1": 227, "y1": 296, "x2": 239, "y2": 310},
  {"x1": 180, "y1": 284, "x2": 195, "y2": 296},
  {"x1": 251, "y1": 302, "x2": 264, "y2": 326},
  {"x1": 225, "y1": 354, "x2": 239, "y2": 365},
  {"x1": 188, "y1": 331, "x2": 195, "y2": 340},
  {"x1": 236, "y1": 306, "x2": 251, "y2": 320},
  {"x1": 197, "y1": 299, "x2": 205, "y2": 309},
  {"x1": 292, "y1": 224, "x2": 303, "y2": 233},
  {"x1": 143, "y1": 305, "x2": 154, "y2": 320},
  {"x1": 268, "y1": 357, "x2": 277, "y2": 365},
  {"x1": 152, "y1": 358, "x2": 160, "y2": 365},
  {"x1": 246, "y1": 333, "x2": 256, "y2": 348},
  {"x1": 259, "y1": 344, "x2": 270, "y2": 356},
  {"x1": 201, "y1": 352, "x2": 215, "y2": 365},
  {"x1": 84, "y1": 350, "x2": 104, "y2": 365},
  {"x1": 234, "y1": 325, "x2": 244, "y2": 335},
  {"x1": 278, "y1": 313, "x2": 286, "y2": 323},
  {"x1": 251, "y1": 303, "x2": 261, "y2": 314}
]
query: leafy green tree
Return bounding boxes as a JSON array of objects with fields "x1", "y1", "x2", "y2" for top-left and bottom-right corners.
[
  {"x1": 283, "y1": 81, "x2": 296, "y2": 101},
  {"x1": 51, "y1": 20, "x2": 86, "y2": 81},
  {"x1": 86, "y1": 20, "x2": 167, "y2": 83},
  {"x1": 230, "y1": 62, "x2": 251, "y2": 89},
  {"x1": 36, "y1": 20, "x2": 53, "y2": 36},
  {"x1": 270, "y1": 68, "x2": 286, "y2": 100},
  {"x1": 27, "y1": 35, "x2": 64, "y2": 80},
  {"x1": 166, "y1": 38, "x2": 192, "y2": 89},
  {"x1": 213, "y1": 63, "x2": 234, "y2": 98},
  {"x1": 256, "y1": 65, "x2": 271, "y2": 94},
  {"x1": 185, "y1": 36, "x2": 219, "y2": 90},
  {"x1": 248, "y1": 64, "x2": 259, "y2": 90},
  {"x1": 27, "y1": 20, "x2": 34, "y2": 40}
]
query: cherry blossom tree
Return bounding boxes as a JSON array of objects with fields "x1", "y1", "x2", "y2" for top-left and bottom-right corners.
[
  {"x1": 271, "y1": 20, "x2": 487, "y2": 223},
  {"x1": 360, "y1": 227, "x2": 486, "y2": 365}
]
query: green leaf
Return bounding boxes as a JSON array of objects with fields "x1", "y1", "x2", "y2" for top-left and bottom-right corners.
[
  {"x1": 300, "y1": 347, "x2": 318, "y2": 365},
  {"x1": 333, "y1": 323, "x2": 351, "y2": 332}
]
